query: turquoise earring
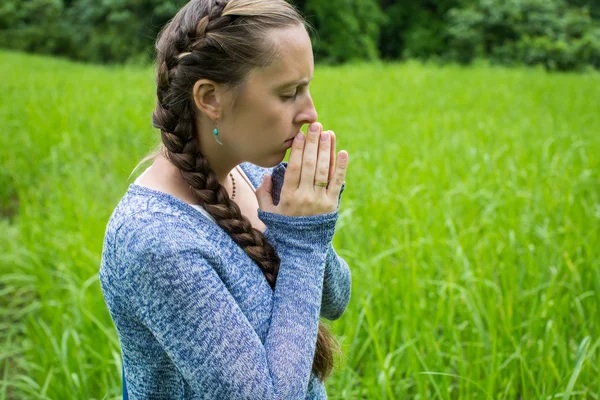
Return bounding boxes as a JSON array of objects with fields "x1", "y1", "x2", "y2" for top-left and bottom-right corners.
[{"x1": 213, "y1": 120, "x2": 223, "y2": 145}]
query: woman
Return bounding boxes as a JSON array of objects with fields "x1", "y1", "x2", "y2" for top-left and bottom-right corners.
[{"x1": 99, "y1": 0, "x2": 350, "y2": 398}]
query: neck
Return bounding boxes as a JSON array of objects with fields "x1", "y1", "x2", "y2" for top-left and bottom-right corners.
[
  {"x1": 196, "y1": 124, "x2": 240, "y2": 188},
  {"x1": 153, "y1": 151, "x2": 236, "y2": 199}
]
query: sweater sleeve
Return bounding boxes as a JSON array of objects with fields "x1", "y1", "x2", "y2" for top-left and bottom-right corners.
[
  {"x1": 114, "y1": 210, "x2": 339, "y2": 400},
  {"x1": 265, "y1": 161, "x2": 350, "y2": 320},
  {"x1": 320, "y1": 243, "x2": 352, "y2": 320}
]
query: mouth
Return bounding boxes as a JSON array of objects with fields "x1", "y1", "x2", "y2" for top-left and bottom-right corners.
[{"x1": 285, "y1": 132, "x2": 303, "y2": 143}]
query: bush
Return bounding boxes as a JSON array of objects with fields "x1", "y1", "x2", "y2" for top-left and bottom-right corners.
[
  {"x1": 0, "y1": 0, "x2": 69, "y2": 54},
  {"x1": 445, "y1": 0, "x2": 600, "y2": 70},
  {"x1": 446, "y1": 6, "x2": 486, "y2": 64},
  {"x1": 304, "y1": 0, "x2": 386, "y2": 64},
  {"x1": 575, "y1": 27, "x2": 600, "y2": 67},
  {"x1": 378, "y1": 1, "x2": 460, "y2": 61},
  {"x1": 0, "y1": 0, "x2": 598, "y2": 70},
  {"x1": 0, "y1": 0, "x2": 186, "y2": 63}
]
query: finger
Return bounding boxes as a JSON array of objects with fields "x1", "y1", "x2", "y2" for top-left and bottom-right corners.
[
  {"x1": 314, "y1": 130, "x2": 331, "y2": 191},
  {"x1": 282, "y1": 131, "x2": 305, "y2": 191},
  {"x1": 255, "y1": 174, "x2": 274, "y2": 211},
  {"x1": 327, "y1": 150, "x2": 348, "y2": 199},
  {"x1": 300, "y1": 122, "x2": 322, "y2": 189},
  {"x1": 328, "y1": 131, "x2": 336, "y2": 182}
]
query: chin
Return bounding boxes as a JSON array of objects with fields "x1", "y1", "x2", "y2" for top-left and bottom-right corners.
[{"x1": 249, "y1": 151, "x2": 287, "y2": 169}]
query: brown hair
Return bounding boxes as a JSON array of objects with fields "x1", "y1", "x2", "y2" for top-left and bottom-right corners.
[{"x1": 145, "y1": 0, "x2": 341, "y2": 382}]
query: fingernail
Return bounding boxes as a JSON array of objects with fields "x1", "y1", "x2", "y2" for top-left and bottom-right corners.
[
  {"x1": 340, "y1": 152, "x2": 347, "y2": 160},
  {"x1": 321, "y1": 131, "x2": 329, "y2": 141},
  {"x1": 310, "y1": 123, "x2": 319, "y2": 132},
  {"x1": 296, "y1": 132, "x2": 304, "y2": 141}
]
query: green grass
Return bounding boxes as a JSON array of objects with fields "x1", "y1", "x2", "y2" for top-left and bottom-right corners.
[{"x1": 1, "y1": 49, "x2": 599, "y2": 399}]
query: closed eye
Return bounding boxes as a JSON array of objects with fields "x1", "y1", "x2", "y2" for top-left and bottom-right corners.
[{"x1": 281, "y1": 90, "x2": 298, "y2": 100}]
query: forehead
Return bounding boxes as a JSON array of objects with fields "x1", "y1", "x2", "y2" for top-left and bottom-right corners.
[{"x1": 247, "y1": 25, "x2": 314, "y2": 88}]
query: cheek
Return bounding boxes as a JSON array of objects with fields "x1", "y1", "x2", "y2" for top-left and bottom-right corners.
[
  {"x1": 235, "y1": 96, "x2": 292, "y2": 148},
  {"x1": 257, "y1": 105, "x2": 289, "y2": 137}
]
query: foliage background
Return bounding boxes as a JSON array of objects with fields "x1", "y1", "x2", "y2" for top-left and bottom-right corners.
[
  {"x1": 1, "y1": 0, "x2": 599, "y2": 398},
  {"x1": 1, "y1": 0, "x2": 600, "y2": 70}
]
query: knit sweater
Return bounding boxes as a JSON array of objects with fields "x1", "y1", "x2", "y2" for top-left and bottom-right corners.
[{"x1": 99, "y1": 161, "x2": 350, "y2": 399}]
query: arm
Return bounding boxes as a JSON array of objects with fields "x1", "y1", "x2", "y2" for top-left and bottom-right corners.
[
  {"x1": 267, "y1": 161, "x2": 350, "y2": 320},
  {"x1": 320, "y1": 243, "x2": 352, "y2": 320},
  {"x1": 115, "y1": 210, "x2": 339, "y2": 400}
]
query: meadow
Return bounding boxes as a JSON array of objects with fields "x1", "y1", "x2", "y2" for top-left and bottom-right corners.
[{"x1": 0, "y1": 49, "x2": 599, "y2": 399}]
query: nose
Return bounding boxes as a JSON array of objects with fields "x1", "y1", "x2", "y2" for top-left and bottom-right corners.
[
  {"x1": 305, "y1": 100, "x2": 318, "y2": 123},
  {"x1": 295, "y1": 92, "x2": 318, "y2": 126}
]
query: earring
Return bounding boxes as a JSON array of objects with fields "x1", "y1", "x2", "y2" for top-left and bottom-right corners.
[{"x1": 213, "y1": 119, "x2": 223, "y2": 145}]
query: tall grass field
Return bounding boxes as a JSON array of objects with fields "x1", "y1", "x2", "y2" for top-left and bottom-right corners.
[{"x1": 1, "y1": 50, "x2": 599, "y2": 399}]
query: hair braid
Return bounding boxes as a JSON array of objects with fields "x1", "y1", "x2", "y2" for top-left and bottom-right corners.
[{"x1": 148, "y1": 0, "x2": 340, "y2": 381}]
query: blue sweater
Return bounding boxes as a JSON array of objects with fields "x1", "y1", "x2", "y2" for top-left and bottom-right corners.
[{"x1": 99, "y1": 161, "x2": 350, "y2": 399}]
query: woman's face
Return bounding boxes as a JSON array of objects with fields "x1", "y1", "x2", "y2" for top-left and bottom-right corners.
[{"x1": 222, "y1": 24, "x2": 318, "y2": 168}]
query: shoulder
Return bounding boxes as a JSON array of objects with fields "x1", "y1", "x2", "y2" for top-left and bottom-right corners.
[
  {"x1": 107, "y1": 184, "x2": 211, "y2": 240},
  {"x1": 101, "y1": 185, "x2": 217, "y2": 279}
]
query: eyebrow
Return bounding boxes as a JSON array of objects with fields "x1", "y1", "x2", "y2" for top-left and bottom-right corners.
[{"x1": 276, "y1": 76, "x2": 314, "y2": 89}]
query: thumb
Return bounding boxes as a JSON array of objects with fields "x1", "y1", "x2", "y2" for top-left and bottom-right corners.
[{"x1": 255, "y1": 174, "x2": 274, "y2": 211}]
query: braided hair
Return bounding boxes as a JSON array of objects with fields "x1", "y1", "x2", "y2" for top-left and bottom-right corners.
[{"x1": 149, "y1": 0, "x2": 341, "y2": 382}]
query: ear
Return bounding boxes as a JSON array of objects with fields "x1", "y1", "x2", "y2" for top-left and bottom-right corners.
[{"x1": 192, "y1": 79, "x2": 222, "y2": 120}]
